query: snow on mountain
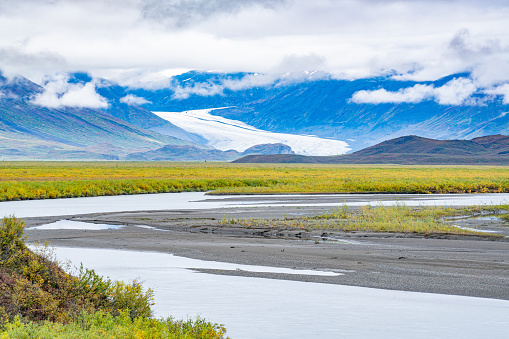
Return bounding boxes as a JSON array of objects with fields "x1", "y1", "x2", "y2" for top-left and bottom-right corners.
[{"x1": 154, "y1": 109, "x2": 350, "y2": 156}]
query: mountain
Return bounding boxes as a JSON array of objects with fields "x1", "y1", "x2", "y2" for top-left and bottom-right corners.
[
  {"x1": 0, "y1": 72, "x2": 325, "y2": 160},
  {"x1": 242, "y1": 143, "x2": 294, "y2": 155},
  {"x1": 125, "y1": 142, "x2": 295, "y2": 161},
  {"x1": 4, "y1": 69, "x2": 509, "y2": 161},
  {"x1": 126, "y1": 145, "x2": 240, "y2": 161},
  {"x1": 121, "y1": 71, "x2": 509, "y2": 152},
  {"x1": 72, "y1": 73, "x2": 207, "y2": 144},
  {"x1": 233, "y1": 134, "x2": 509, "y2": 165},
  {"x1": 0, "y1": 74, "x2": 214, "y2": 160}
]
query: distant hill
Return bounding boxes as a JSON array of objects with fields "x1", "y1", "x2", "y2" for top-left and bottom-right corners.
[
  {"x1": 242, "y1": 143, "x2": 294, "y2": 155},
  {"x1": 126, "y1": 143, "x2": 296, "y2": 161},
  {"x1": 126, "y1": 145, "x2": 240, "y2": 161},
  {"x1": 233, "y1": 135, "x2": 509, "y2": 165}
]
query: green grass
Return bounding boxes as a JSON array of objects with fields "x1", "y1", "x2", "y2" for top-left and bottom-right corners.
[
  {"x1": 0, "y1": 217, "x2": 227, "y2": 338},
  {"x1": 219, "y1": 204, "x2": 504, "y2": 236}
]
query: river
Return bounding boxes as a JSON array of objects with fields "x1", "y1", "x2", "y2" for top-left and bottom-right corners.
[{"x1": 4, "y1": 192, "x2": 509, "y2": 338}]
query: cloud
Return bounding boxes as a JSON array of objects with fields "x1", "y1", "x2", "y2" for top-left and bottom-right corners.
[
  {"x1": 484, "y1": 84, "x2": 509, "y2": 104},
  {"x1": 169, "y1": 70, "x2": 328, "y2": 99},
  {"x1": 140, "y1": 0, "x2": 287, "y2": 27},
  {"x1": 120, "y1": 94, "x2": 151, "y2": 105},
  {"x1": 351, "y1": 78, "x2": 478, "y2": 105},
  {"x1": 0, "y1": 46, "x2": 67, "y2": 81},
  {"x1": 0, "y1": 0, "x2": 509, "y2": 87},
  {"x1": 31, "y1": 74, "x2": 109, "y2": 109},
  {"x1": 272, "y1": 54, "x2": 327, "y2": 74},
  {"x1": 170, "y1": 73, "x2": 280, "y2": 99},
  {"x1": 447, "y1": 29, "x2": 503, "y2": 60},
  {"x1": 171, "y1": 82, "x2": 223, "y2": 99},
  {"x1": 351, "y1": 84, "x2": 435, "y2": 104},
  {"x1": 434, "y1": 78, "x2": 477, "y2": 105},
  {"x1": 395, "y1": 29, "x2": 509, "y2": 86}
]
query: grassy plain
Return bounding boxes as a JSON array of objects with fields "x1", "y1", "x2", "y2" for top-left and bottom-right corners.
[{"x1": 1, "y1": 162, "x2": 509, "y2": 201}]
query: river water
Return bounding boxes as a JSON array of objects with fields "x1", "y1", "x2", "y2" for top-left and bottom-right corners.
[
  {"x1": 2, "y1": 192, "x2": 509, "y2": 218},
  {"x1": 51, "y1": 247, "x2": 509, "y2": 339}
]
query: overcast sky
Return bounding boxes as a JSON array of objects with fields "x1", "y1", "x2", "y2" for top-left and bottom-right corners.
[{"x1": 1, "y1": 0, "x2": 508, "y2": 88}]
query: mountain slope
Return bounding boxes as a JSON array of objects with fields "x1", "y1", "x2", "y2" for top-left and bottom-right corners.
[
  {"x1": 122, "y1": 71, "x2": 509, "y2": 151},
  {"x1": 233, "y1": 134, "x2": 509, "y2": 165},
  {"x1": 0, "y1": 74, "x2": 209, "y2": 160}
]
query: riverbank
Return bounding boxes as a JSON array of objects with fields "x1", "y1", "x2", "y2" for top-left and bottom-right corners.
[{"x1": 24, "y1": 203, "x2": 509, "y2": 301}]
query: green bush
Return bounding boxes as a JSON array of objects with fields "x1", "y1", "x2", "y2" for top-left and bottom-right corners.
[
  {"x1": 0, "y1": 311, "x2": 227, "y2": 338},
  {"x1": 0, "y1": 217, "x2": 230, "y2": 338}
]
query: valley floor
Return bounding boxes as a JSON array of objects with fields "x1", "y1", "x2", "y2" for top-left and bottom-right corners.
[{"x1": 24, "y1": 201, "x2": 509, "y2": 301}]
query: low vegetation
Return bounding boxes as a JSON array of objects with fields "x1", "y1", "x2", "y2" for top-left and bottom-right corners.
[
  {"x1": 219, "y1": 204, "x2": 504, "y2": 236},
  {"x1": 0, "y1": 217, "x2": 227, "y2": 338},
  {"x1": 1, "y1": 162, "x2": 509, "y2": 201}
]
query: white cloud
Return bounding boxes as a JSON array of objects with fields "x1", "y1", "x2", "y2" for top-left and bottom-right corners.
[
  {"x1": 119, "y1": 94, "x2": 151, "y2": 105},
  {"x1": 31, "y1": 74, "x2": 109, "y2": 109},
  {"x1": 169, "y1": 73, "x2": 279, "y2": 99},
  {"x1": 484, "y1": 84, "x2": 509, "y2": 104},
  {"x1": 172, "y1": 82, "x2": 224, "y2": 99},
  {"x1": 0, "y1": 0, "x2": 508, "y2": 87},
  {"x1": 351, "y1": 78, "x2": 479, "y2": 106},
  {"x1": 140, "y1": 0, "x2": 287, "y2": 28},
  {"x1": 351, "y1": 84, "x2": 435, "y2": 104},
  {"x1": 434, "y1": 78, "x2": 477, "y2": 105},
  {"x1": 169, "y1": 70, "x2": 328, "y2": 99}
]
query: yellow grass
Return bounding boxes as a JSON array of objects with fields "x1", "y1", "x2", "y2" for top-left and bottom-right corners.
[
  {"x1": 219, "y1": 204, "x2": 499, "y2": 236},
  {"x1": 1, "y1": 162, "x2": 509, "y2": 201}
]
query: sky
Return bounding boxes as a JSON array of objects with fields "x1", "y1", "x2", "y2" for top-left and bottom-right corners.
[{"x1": 1, "y1": 0, "x2": 508, "y2": 93}]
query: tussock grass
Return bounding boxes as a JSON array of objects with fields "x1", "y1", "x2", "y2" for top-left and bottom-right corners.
[
  {"x1": 1, "y1": 162, "x2": 509, "y2": 201},
  {"x1": 219, "y1": 204, "x2": 501, "y2": 236}
]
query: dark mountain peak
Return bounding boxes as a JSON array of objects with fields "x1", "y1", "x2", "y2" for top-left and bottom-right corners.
[
  {"x1": 233, "y1": 134, "x2": 509, "y2": 165},
  {"x1": 353, "y1": 134, "x2": 487, "y2": 157},
  {"x1": 242, "y1": 143, "x2": 295, "y2": 155},
  {"x1": 471, "y1": 134, "x2": 509, "y2": 146}
]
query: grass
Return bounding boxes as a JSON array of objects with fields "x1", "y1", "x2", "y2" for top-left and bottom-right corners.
[
  {"x1": 1, "y1": 162, "x2": 509, "y2": 201},
  {"x1": 219, "y1": 204, "x2": 505, "y2": 236},
  {"x1": 0, "y1": 217, "x2": 228, "y2": 338}
]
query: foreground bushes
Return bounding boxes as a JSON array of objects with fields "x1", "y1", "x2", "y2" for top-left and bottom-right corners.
[
  {"x1": 0, "y1": 217, "x2": 227, "y2": 338},
  {"x1": 1, "y1": 311, "x2": 227, "y2": 339}
]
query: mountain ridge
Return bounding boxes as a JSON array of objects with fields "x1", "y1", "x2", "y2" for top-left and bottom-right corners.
[{"x1": 233, "y1": 134, "x2": 509, "y2": 165}]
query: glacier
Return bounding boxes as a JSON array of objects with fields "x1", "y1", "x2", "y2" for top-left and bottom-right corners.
[{"x1": 154, "y1": 109, "x2": 350, "y2": 156}]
